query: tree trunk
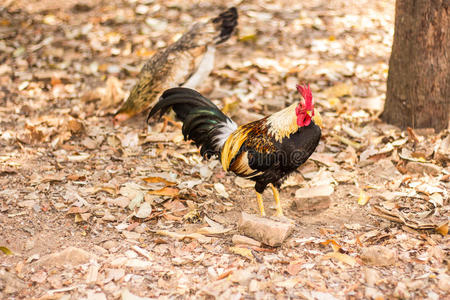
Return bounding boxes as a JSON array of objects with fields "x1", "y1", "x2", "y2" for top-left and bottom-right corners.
[{"x1": 381, "y1": 0, "x2": 449, "y2": 131}]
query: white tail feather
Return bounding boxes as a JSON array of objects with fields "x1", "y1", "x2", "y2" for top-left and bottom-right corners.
[{"x1": 213, "y1": 119, "x2": 237, "y2": 150}]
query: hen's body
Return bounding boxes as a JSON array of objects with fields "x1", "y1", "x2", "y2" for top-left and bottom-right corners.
[
  {"x1": 148, "y1": 87, "x2": 322, "y2": 217},
  {"x1": 113, "y1": 7, "x2": 238, "y2": 124}
]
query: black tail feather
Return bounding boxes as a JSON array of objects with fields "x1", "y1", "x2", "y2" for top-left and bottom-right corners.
[
  {"x1": 147, "y1": 87, "x2": 233, "y2": 158},
  {"x1": 212, "y1": 7, "x2": 238, "y2": 44}
]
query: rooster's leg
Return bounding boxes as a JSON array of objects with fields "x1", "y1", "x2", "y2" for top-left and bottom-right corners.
[
  {"x1": 270, "y1": 184, "x2": 284, "y2": 217},
  {"x1": 256, "y1": 192, "x2": 266, "y2": 216}
]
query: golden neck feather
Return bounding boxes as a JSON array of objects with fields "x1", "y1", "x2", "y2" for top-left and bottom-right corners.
[{"x1": 266, "y1": 103, "x2": 299, "y2": 142}]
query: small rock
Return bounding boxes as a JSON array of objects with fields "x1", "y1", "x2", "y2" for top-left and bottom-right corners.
[
  {"x1": 360, "y1": 246, "x2": 397, "y2": 266},
  {"x1": 293, "y1": 185, "x2": 333, "y2": 211},
  {"x1": 364, "y1": 268, "x2": 380, "y2": 286},
  {"x1": 232, "y1": 234, "x2": 261, "y2": 247},
  {"x1": 393, "y1": 281, "x2": 411, "y2": 299},
  {"x1": 36, "y1": 246, "x2": 95, "y2": 267},
  {"x1": 437, "y1": 273, "x2": 450, "y2": 292},
  {"x1": 295, "y1": 185, "x2": 333, "y2": 199},
  {"x1": 238, "y1": 212, "x2": 294, "y2": 247},
  {"x1": 406, "y1": 162, "x2": 441, "y2": 176}
]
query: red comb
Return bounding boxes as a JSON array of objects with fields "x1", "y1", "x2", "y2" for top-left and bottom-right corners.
[{"x1": 296, "y1": 83, "x2": 313, "y2": 109}]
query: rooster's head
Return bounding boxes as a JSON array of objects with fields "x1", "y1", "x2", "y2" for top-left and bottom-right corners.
[{"x1": 295, "y1": 83, "x2": 315, "y2": 127}]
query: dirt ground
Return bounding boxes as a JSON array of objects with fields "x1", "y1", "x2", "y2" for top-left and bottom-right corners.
[{"x1": 0, "y1": 0, "x2": 449, "y2": 299}]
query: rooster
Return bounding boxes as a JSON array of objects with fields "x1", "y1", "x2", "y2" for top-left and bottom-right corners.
[
  {"x1": 147, "y1": 84, "x2": 322, "y2": 217},
  {"x1": 113, "y1": 7, "x2": 238, "y2": 124}
]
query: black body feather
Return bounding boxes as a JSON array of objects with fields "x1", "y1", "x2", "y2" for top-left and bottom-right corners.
[{"x1": 249, "y1": 124, "x2": 321, "y2": 193}]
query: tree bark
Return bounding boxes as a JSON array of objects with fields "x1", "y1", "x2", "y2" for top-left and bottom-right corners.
[{"x1": 381, "y1": 0, "x2": 449, "y2": 131}]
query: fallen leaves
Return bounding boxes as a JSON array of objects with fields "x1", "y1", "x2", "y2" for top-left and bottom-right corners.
[
  {"x1": 1, "y1": 1, "x2": 449, "y2": 300},
  {"x1": 371, "y1": 198, "x2": 448, "y2": 235},
  {"x1": 17, "y1": 115, "x2": 84, "y2": 146}
]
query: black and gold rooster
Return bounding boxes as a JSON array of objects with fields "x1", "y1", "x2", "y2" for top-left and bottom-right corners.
[{"x1": 147, "y1": 85, "x2": 322, "y2": 217}]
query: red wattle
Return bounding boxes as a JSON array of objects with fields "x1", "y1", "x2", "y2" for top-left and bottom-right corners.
[{"x1": 297, "y1": 114, "x2": 311, "y2": 127}]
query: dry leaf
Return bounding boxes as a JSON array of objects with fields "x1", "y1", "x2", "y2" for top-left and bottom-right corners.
[
  {"x1": 320, "y1": 239, "x2": 341, "y2": 252},
  {"x1": 358, "y1": 190, "x2": 370, "y2": 206},
  {"x1": 134, "y1": 202, "x2": 152, "y2": 219},
  {"x1": 197, "y1": 226, "x2": 232, "y2": 235},
  {"x1": 286, "y1": 261, "x2": 303, "y2": 276},
  {"x1": 93, "y1": 186, "x2": 117, "y2": 196},
  {"x1": 229, "y1": 246, "x2": 254, "y2": 261},
  {"x1": 324, "y1": 82, "x2": 352, "y2": 98},
  {"x1": 214, "y1": 183, "x2": 229, "y2": 198},
  {"x1": 155, "y1": 230, "x2": 211, "y2": 244},
  {"x1": 238, "y1": 26, "x2": 257, "y2": 41},
  {"x1": 436, "y1": 222, "x2": 448, "y2": 236},
  {"x1": 99, "y1": 76, "x2": 125, "y2": 109},
  {"x1": 147, "y1": 187, "x2": 179, "y2": 197},
  {"x1": 142, "y1": 176, "x2": 176, "y2": 186},
  {"x1": 322, "y1": 252, "x2": 357, "y2": 267}
]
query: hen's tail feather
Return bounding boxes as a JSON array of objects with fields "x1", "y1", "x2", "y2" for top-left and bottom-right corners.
[
  {"x1": 148, "y1": 87, "x2": 235, "y2": 158},
  {"x1": 212, "y1": 7, "x2": 238, "y2": 44}
]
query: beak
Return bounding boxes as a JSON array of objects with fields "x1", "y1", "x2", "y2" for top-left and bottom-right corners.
[{"x1": 306, "y1": 110, "x2": 313, "y2": 117}]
